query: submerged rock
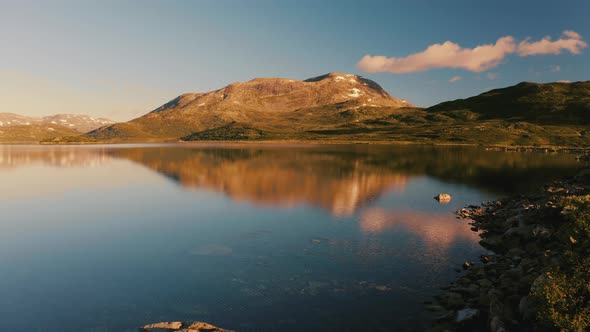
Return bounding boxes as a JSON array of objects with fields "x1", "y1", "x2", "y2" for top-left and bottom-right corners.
[
  {"x1": 190, "y1": 244, "x2": 233, "y2": 256},
  {"x1": 375, "y1": 285, "x2": 391, "y2": 292}
]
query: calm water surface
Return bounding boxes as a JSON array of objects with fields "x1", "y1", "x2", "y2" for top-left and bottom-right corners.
[{"x1": 0, "y1": 144, "x2": 582, "y2": 332}]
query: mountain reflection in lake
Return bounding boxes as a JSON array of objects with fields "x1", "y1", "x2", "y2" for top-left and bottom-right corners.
[{"x1": 0, "y1": 144, "x2": 581, "y2": 332}]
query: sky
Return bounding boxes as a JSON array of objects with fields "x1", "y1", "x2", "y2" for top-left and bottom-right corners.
[{"x1": 1, "y1": 0, "x2": 589, "y2": 121}]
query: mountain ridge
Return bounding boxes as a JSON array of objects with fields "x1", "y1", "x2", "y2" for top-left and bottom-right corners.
[
  {"x1": 0, "y1": 113, "x2": 115, "y2": 142},
  {"x1": 4, "y1": 75, "x2": 590, "y2": 147},
  {"x1": 427, "y1": 80, "x2": 590, "y2": 125},
  {"x1": 0, "y1": 113, "x2": 115, "y2": 132},
  {"x1": 85, "y1": 72, "x2": 411, "y2": 141}
]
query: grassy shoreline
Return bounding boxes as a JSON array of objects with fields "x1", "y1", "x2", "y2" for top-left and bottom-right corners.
[{"x1": 7, "y1": 138, "x2": 588, "y2": 154}]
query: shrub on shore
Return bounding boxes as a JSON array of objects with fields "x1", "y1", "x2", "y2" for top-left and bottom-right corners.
[
  {"x1": 531, "y1": 258, "x2": 590, "y2": 332},
  {"x1": 531, "y1": 195, "x2": 590, "y2": 332},
  {"x1": 560, "y1": 195, "x2": 590, "y2": 240}
]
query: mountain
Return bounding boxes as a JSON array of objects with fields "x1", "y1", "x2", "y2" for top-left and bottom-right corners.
[
  {"x1": 85, "y1": 72, "x2": 411, "y2": 141},
  {"x1": 0, "y1": 124, "x2": 81, "y2": 142},
  {"x1": 427, "y1": 81, "x2": 590, "y2": 125},
  {"x1": 0, "y1": 113, "x2": 115, "y2": 132},
  {"x1": 0, "y1": 113, "x2": 115, "y2": 142},
  {"x1": 18, "y1": 78, "x2": 590, "y2": 147},
  {"x1": 38, "y1": 114, "x2": 115, "y2": 132}
]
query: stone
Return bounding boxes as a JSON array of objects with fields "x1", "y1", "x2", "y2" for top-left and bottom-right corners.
[
  {"x1": 445, "y1": 292, "x2": 465, "y2": 308},
  {"x1": 490, "y1": 316, "x2": 506, "y2": 332},
  {"x1": 140, "y1": 321, "x2": 234, "y2": 332},
  {"x1": 453, "y1": 285, "x2": 479, "y2": 297},
  {"x1": 506, "y1": 214, "x2": 522, "y2": 226},
  {"x1": 184, "y1": 322, "x2": 234, "y2": 332},
  {"x1": 477, "y1": 278, "x2": 493, "y2": 289},
  {"x1": 480, "y1": 236, "x2": 503, "y2": 250},
  {"x1": 375, "y1": 285, "x2": 391, "y2": 291},
  {"x1": 434, "y1": 193, "x2": 452, "y2": 203},
  {"x1": 140, "y1": 322, "x2": 183, "y2": 330},
  {"x1": 532, "y1": 225, "x2": 552, "y2": 239},
  {"x1": 455, "y1": 308, "x2": 479, "y2": 322},
  {"x1": 530, "y1": 273, "x2": 548, "y2": 294},
  {"x1": 478, "y1": 293, "x2": 491, "y2": 306},
  {"x1": 519, "y1": 296, "x2": 536, "y2": 321},
  {"x1": 489, "y1": 297, "x2": 504, "y2": 319}
]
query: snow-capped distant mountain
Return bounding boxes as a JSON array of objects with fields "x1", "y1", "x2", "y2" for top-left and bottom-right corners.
[{"x1": 0, "y1": 113, "x2": 115, "y2": 133}]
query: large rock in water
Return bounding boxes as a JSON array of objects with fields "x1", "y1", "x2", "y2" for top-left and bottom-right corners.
[
  {"x1": 434, "y1": 193, "x2": 452, "y2": 203},
  {"x1": 140, "y1": 321, "x2": 234, "y2": 332}
]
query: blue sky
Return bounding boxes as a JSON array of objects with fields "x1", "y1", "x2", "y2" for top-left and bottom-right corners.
[{"x1": 1, "y1": 0, "x2": 588, "y2": 120}]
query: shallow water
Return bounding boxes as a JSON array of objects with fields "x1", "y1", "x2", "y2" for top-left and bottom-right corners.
[{"x1": 0, "y1": 144, "x2": 582, "y2": 332}]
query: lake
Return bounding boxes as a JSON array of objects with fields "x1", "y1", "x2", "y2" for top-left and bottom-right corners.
[{"x1": 0, "y1": 143, "x2": 582, "y2": 332}]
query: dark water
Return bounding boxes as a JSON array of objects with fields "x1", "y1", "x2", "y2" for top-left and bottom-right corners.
[{"x1": 0, "y1": 144, "x2": 582, "y2": 332}]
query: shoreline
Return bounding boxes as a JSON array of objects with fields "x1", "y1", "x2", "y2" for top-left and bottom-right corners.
[
  {"x1": 3, "y1": 138, "x2": 588, "y2": 154},
  {"x1": 431, "y1": 160, "x2": 590, "y2": 331}
]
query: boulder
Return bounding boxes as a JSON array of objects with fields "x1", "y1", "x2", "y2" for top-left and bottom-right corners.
[
  {"x1": 490, "y1": 316, "x2": 506, "y2": 332},
  {"x1": 519, "y1": 296, "x2": 536, "y2": 321},
  {"x1": 140, "y1": 322, "x2": 183, "y2": 330},
  {"x1": 434, "y1": 193, "x2": 452, "y2": 203},
  {"x1": 532, "y1": 225, "x2": 552, "y2": 239},
  {"x1": 455, "y1": 308, "x2": 479, "y2": 322},
  {"x1": 445, "y1": 292, "x2": 465, "y2": 308},
  {"x1": 140, "y1": 321, "x2": 234, "y2": 332}
]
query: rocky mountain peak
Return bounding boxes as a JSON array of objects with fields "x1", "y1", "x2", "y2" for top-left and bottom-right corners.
[{"x1": 86, "y1": 73, "x2": 413, "y2": 141}]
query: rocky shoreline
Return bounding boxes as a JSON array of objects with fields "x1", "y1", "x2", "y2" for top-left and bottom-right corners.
[{"x1": 431, "y1": 159, "x2": 590, "y2": 331}]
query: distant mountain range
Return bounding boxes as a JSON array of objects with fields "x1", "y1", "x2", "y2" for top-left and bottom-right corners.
[
  {"x1": 0, "y1": 113, "x2": 114, "y2": 142},
  {"x1": 3, "y1": 73, "x2": 590, "y2": 146}
]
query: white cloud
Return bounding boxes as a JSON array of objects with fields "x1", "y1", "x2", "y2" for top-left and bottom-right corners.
[
  {"x1": 449, "y1": 76, "x2": 461, "y2": 83},
  {"x1": 557, "y1": 80, "x2": 571, "y2": 83},
  {"x1": 357, "y1": 31, "x2": 586, "y2": 74},
  {"x1": 518, "y1": 31, "x2": 587, "y2": 56},
  {"x1": 357, "y1": 37, "x2": 516, "y2": 73},
  {"x1": 551, "y1": 65, "x2": 561, "y2": 72}
]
